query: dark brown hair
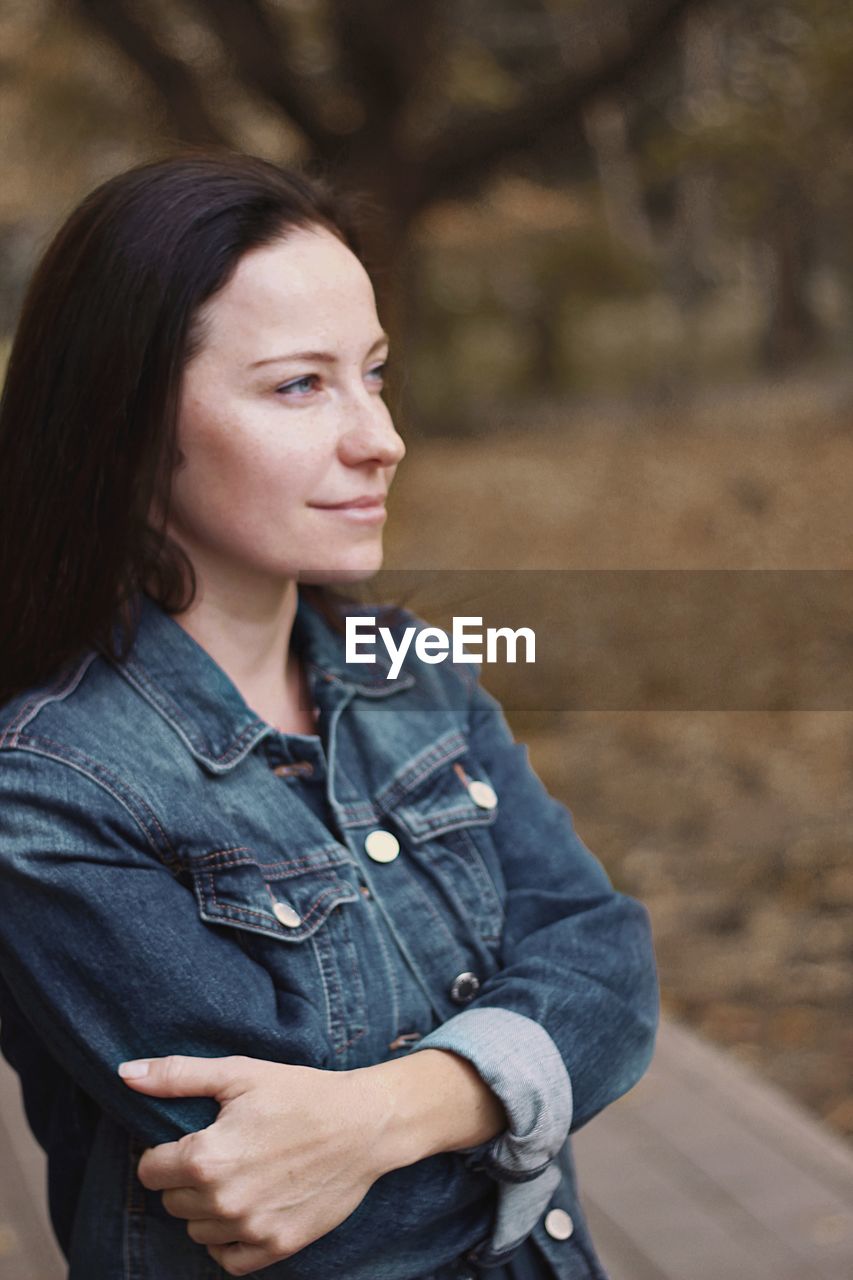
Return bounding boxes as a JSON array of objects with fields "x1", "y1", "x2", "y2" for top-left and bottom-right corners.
[{"x1": 0, "y1": 149, "x2": 400, "y2": 707}]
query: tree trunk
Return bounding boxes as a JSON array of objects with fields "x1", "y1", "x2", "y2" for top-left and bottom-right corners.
[
  {"x1": 759, "y1": 180, "x2": 821, "y2": 371},
  {"x1": 669, "y1": 7, "x2": 723, "y2": 311},
  {"x1": 583, "y1": 93, "x2": 657, "y2": 258}
]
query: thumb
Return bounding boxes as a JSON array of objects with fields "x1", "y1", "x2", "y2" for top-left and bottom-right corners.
[{"x1": 116, "y1": 1053, "x2": 249, "y2": 1100}]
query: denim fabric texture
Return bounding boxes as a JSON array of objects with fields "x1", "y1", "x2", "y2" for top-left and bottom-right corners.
[{"x1": 0, "y1": 588, "x2": 659, "y2": 1279}]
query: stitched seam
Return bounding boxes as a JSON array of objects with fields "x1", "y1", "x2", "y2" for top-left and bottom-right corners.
[
  {"x1": 405, "y1": 739, "x2": 466, "y2": 787},
  {"x1": 385, "y1": 739, "x2": 466, "y2": 799},
  {"x1": 192, "y1": 848, "x2": 351, "y2": 874},
  {"x1": 423, "y1": 831, "x2": 504, "y2": 943},
  {"x1": 316, "y1": 927, "x2": 349, "y2": 1054},
  {"x1": 375, "y1": 732, "x2": 467, "y2": 808},
  {"x1": 456, "y1": 827, "x2": 507, "y2": 937},
  {"x1": 308, "y1": 931, "x2": 335, "y2": 1048},
  {"x1": 328, "y1": 751, "x2": 368, "y2": 808},
  {"x1": 336, "y1": 908, "x2": 368, "y2": 1053},
  {"x1": 396, "y1": 855, "x2": 461, "y2": 955},
  {"x1": 117, "y1": 656, "x2": 265, "y2": 766},
  {"x1": 419, "y1": 854, "x2": 483, "y2": 946},
  {"x1": 201, "y1": 873, "x2": 356, "y2": 930},
  {"x1": 336, "y1": 800, "x2": 379, "y2": 823},
  {"x1": 368, "y1": 897, "x2": 402, "y2": 1035},
  {"x1": 0, "y1": 737, "x2": 180, "y2": 873},
  {"x1": 402, "y1": 802, "x2": 496, "y2": 840},
  {"x1": 309, "y1": 914, "x2": 367, "y2": 1055},
  {"x1": 191, "y1": 846, "x2": 252, "y2": 863},
  {"x1": 0, "y1": 651, "x2": 100, "y2": 747},
  {"x1": 326, "y1": 931, "x2": 366, "y2": 1049}
]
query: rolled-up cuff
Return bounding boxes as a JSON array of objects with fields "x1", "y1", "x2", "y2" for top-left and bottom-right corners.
[{"x1": 409, "y1": 1006, "x2": 573, "y2": 1255}]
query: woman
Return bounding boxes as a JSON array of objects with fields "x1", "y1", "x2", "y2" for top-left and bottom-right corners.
[{"x1": 0, "y1": 151, "x2": 659, "y2": 1280}]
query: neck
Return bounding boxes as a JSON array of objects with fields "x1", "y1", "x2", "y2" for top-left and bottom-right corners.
[{"x1": 167, "y1": 576, "x2": 309, "y2": 730}]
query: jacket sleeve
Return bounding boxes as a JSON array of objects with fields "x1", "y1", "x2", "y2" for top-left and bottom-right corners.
[
  {"x1": 408, "y1": 666, "x2": 660, "y2": 1263},
  {"x1": 0, "y1": 746, "x2": 332, "y2": 1144},
  {"x1": 0, "y1": 745, "x2": 505, "y2": 1278}
]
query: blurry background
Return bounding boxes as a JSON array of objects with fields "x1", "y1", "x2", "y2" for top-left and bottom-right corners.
[{"x1": 0, "y1": 0, "x2": 851, "y2": 1195}]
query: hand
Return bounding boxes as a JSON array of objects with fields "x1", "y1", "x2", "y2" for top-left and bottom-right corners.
[{"x1": 117, "y1": 1054, "x2": 387, "y2": 1277}]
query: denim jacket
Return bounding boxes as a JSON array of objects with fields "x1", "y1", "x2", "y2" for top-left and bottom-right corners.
[{"x1": 0, "y1": 589, "x2": 659, "y2": 1280}]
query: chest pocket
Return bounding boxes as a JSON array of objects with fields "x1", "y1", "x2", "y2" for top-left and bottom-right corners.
[
  {"x1": 186, "y1": 846, "x2": 367, "y2": 1060},
  {"x1": 376, "y1": 733, "x2": 507, "y2": 946}
]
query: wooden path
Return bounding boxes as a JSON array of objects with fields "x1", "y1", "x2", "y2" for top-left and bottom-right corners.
[
  {"x1": 573, "y1": 1018, "x2": 853, "y2": 1280},
  {"x1": 1, "y1": 1015, "x2": 852, "y2": 1279}
]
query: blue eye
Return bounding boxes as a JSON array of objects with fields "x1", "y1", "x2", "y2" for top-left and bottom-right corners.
[
  {"x1": 275, "y1": 361, "x2": 388, "y2": 400},
  {"x1": 276, "y1": 374, "x2": 318, "y2": 398}
]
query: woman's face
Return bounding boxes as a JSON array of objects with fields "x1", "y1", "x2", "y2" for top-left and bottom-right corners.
[{"x1": 158, "y1": 223, "x2": 405, "y2": 593}]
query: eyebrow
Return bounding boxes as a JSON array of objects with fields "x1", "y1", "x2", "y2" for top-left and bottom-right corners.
[{"x1": 249, "y1": 332, "x2": 390, "y2": 368}]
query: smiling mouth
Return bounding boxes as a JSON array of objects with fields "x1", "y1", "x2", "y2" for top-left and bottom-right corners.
[
  {"x1": 309, "y1": 500, "x2": 387, "y2": 522},
  {"x1": 311, "y1": 496, "x2": 387, "y2": 510}
]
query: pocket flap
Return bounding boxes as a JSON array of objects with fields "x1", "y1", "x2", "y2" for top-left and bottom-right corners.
[
  {"x1": 189, "y1": 847, "x2": 359, "y2": 942},
  {"x1": 376, "y1": 730, "x2": 500, "y2": 843}
]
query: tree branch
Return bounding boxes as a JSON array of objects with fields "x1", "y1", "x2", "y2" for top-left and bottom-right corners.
[
  {"x1": 419, "y1": 0, "x2": 705, "y2": 207},
  {"x1": 327, "y1": 0, "x2": 445, "y2": 126},
  {"x1": 72, "y1": 0, "x2": 229, "y2": 146},
  {"x1": 185, "y1": 0, "x2": 340, "y2": 155}
]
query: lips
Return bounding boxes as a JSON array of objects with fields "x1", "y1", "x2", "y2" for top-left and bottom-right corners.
[{"x1": 312, "y1": 495, "x2": 386, "y2": 509}]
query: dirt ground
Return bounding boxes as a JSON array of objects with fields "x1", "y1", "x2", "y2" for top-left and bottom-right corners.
[{"x1": 381, "y1": 376, "x2": 853, "y2": 1145}]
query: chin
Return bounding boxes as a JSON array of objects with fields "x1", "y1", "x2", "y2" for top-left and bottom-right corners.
[{"x1": 297, "y1": 560, "x2": 384, "y2": 587}]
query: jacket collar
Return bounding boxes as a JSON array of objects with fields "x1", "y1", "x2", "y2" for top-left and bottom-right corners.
[{"x1": 110, "y1": 589, "x2": 413, "y2": 773}]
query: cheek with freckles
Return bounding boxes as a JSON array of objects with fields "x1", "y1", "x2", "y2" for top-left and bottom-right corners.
[
  {"x1": 167, "y1": 423, "x2": 334, "y2": 570},
  {"x1": 167, "y1": 372, "x2": 388, "y2": 578}
]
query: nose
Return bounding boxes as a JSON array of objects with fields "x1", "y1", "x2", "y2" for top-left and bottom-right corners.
[{"x1": 337, "y1": 390, "x2": 406, "y2": 470}]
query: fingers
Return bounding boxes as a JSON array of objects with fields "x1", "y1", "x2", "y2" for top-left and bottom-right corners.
[
  {"x1": 137, "y1": 1130, "x2": 215, "y2": 1191},
  {"x1": 160, "y1": 1185, "x2": 217, "y2": 1219},
  {"x1": 117, "y1": 1053, "x2": 248, "y2": 1100},
  {"x1": 163, "y1": 1191, "x2": 284, "y2": 1265},
  {"x1": 186, "y1": 1217, "x2": 247, "y2": 1246},
  {"x1": 207, "y1": 1239, "x2": 295, "y2": 1278},
  {"x1": 121, "y1": 1054, "x2": 250, "y2": 1193}
]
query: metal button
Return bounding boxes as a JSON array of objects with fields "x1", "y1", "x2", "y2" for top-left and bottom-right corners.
[
  {"x1": 544, "y1": 1208, "x2": 574, "y2": 1240},
  {"x1": 468, "y1": 780, "x2": 497, "y2": 809},
  {"x1": 364, "y1": 830, "x2": 400, "y2": 863},
  {"x1": 272, "y1": 900, "x2": 301, "y2": 928},
  {"x1": 450, "y1": 971, "x2": 480, "y2": 1003}
]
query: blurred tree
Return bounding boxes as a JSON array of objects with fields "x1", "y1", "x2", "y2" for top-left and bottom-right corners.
[
  {"x1": 646, "y1": 0, "x2": 853, "y2": 369},
  {"x1": 62, "y1": 0, "x2": 702, "y2": 378},
  {"x1": 11, "y1": 0, "x2": 853, "y2": 410}
]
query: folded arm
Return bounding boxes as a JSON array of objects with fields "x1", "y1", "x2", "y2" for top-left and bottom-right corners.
[
  {"x1": 0, "y1": 746, "x2": 499, "y2": 1277},
  {"x1": 408, "y1": 668, "x2": 660, "y2": 1264}
]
